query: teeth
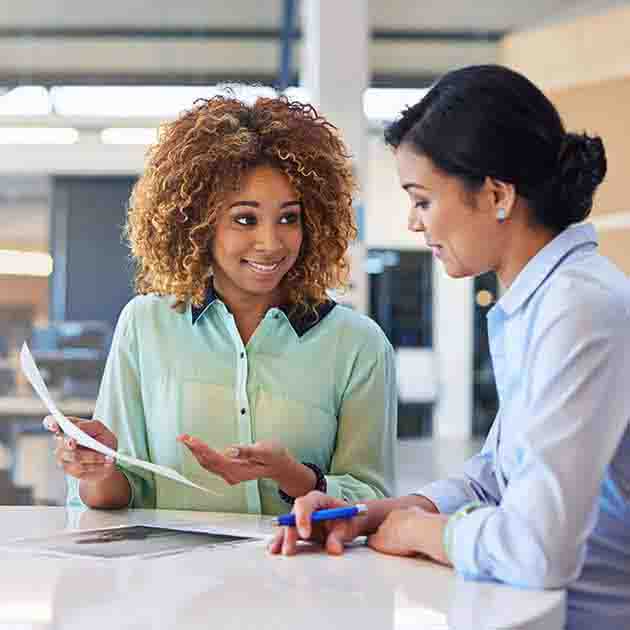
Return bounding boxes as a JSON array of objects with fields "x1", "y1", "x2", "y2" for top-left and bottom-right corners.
[{"x1": 246, "y1": 261, "x2": 280, "y2": 272}]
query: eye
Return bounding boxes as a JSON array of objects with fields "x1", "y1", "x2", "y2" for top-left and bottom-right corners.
[
  {"x1": 280, "y1": 211, "x2": 301, "y2": 225},
  {"x1": 414, "y1": 199, "x2": 430, "y2": 210},
  {"x1": 234, "y1": 214, "x2": 257, "y2": 226}
]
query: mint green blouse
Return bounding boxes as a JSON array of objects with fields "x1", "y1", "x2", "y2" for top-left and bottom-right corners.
[{"x1": 68, "y1": 291, "x2": 396, "y2": 515}]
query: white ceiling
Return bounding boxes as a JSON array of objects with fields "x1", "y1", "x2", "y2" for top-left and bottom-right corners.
[
  {"x1": 0, "y1": 0, "x2": 627, "y2": 31},
  {"x1": 0, "y1": 0, "x2": 625, "y2": 89}
]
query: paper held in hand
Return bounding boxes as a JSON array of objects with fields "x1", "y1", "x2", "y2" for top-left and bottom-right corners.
[{"x1": 19, "y1": 342, "x2": 220, "y2": 496}]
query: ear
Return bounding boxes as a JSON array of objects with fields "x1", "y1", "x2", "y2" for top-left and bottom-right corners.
[{"x1": 485, "y1": 177, "x2": 517, "y2": 219}]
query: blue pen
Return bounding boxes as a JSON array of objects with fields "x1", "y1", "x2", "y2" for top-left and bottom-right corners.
[{"x1": 274, "y1": 504, "x2": 368, "y2": 527}]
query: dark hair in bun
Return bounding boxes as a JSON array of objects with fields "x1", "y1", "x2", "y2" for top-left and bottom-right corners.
[{"x1": 385, "y1": 64, "x2": 607, "y2": 233}]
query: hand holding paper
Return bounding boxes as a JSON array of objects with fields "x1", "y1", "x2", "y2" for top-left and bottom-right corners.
[{"x1": 20, "y1": 342, "x2": 220, "y2": 496}]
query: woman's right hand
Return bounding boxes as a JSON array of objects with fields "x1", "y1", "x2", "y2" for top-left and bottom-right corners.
[
  {"x1": 43, "y1": 415, "x2": 118, "y2": 483},
  {"x1": 268, "y1": 491, "x2": 368, "y2": 556}
]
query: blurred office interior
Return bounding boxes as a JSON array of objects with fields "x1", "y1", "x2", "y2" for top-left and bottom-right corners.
[{"x1": 1, "y1": 0, "x2": 629, "y2": 504}]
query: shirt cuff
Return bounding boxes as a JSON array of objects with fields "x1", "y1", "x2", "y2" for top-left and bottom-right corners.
[
  {"x1": 324, "y1": 476, "x2": 342, "y2": 500},
  {"x1": 116, "y1": 466, "x2": 137, "y2": 508},
  {"x1": 415, "y1": 479, "x2": 473, "y2": 514},
  {"x1": 445, "y1": 502, "x2": 495, "y2": 575}
]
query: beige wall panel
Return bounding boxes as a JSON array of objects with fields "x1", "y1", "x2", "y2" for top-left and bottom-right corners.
[
  {"x1": 0, "y1": 276, "x2": 48, "y2": 322},
  {"x1": 596, "y1": 228, "x2": 630, "y2": 275},
  {"x1": 549, "y1": 77, "x2": 630, "y2": 217},
  {"x1": 501, "y1": 5, "x2": 630, "y2": 91}
]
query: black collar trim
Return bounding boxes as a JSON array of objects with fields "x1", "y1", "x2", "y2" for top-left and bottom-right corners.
[{"x1": 190, "y1": 282, "x2": 337, "y2": 338}]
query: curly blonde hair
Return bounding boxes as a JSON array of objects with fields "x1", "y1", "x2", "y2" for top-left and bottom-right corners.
[{"x1": 126, "y1": 93, "x2": 357, "y2": 315}]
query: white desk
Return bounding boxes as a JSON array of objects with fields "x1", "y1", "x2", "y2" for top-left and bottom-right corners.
[{"x1": 0, "y1": 507, "x2": 565, "y2": 630}]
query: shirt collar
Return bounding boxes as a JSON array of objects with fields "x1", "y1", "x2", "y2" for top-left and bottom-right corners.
[
  {"x1": 494, "y1": 223, "x2": 598, "y2": 317},
  {"x1": 190, "y1": 280, "x2": 337, "y2": 338}
]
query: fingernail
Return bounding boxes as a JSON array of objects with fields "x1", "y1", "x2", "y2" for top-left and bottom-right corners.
[
  {"x1": 105, "y1": 456, "x2": 115, "y2": 463},
  {"x1": 226, "y1": 447, "x2": 239, "y2": 457}
]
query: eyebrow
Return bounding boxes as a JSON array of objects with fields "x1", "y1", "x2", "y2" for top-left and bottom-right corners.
[
  {"x1": 402, "y1": 183, "x2": 429, "y2": 192},
  {"x1": 227, "y1": 200, "x2": 302, "y2": 209}
]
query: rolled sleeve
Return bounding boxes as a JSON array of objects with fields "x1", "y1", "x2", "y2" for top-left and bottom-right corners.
[
  {"x1": 446, "y1": 294, "x2": 630, "y2": 589},
  {"x1": 327, "y1": 337, "x2": 397, "y2": 502},
  {"x1": 67, "y1": 300, "x2": 156, "y2": 509},
  {"x1": 417, "y1": 424, "x2": 502, "y2": 514}
]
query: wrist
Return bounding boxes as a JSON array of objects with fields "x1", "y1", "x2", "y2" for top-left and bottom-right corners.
[
  {"x1": 274, "y1": 458, "x2": 315, "y2": 496},
  {"x1": 277, "y1": 461, "x2": 327, "y2": 504},
  {"x1": 79, "y1": 469, "x2": 131, "y2": 509}
]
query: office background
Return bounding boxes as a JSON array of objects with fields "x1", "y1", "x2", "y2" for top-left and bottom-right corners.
[{"x1": 1, "y1": 0, "x2": 629, "y2": 505}]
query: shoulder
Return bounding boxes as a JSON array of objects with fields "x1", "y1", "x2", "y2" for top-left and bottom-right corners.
[
  {"x1": 532, "y1": 254, "x2": 630, "y2": 342},
  {"x1": 327, "y1": 304, "x2": 394, "y2": 356},
  {"x1": 115, "y1": 294, "x2": 185, "y2": 333}
]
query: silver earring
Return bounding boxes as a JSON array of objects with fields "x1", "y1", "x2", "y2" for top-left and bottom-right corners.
[{"x1": 497, "y1": 208, "x2": 506, "y2": 223}]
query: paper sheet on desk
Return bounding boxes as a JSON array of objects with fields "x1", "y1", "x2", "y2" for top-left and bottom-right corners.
[{"x1": 19, "y1": 342, "x2": 220, "y2": 496}]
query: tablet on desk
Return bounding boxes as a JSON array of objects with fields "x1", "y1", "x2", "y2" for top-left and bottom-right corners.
[{"x1": 1, "y1": 524, "x2": 256, "y2": 560}]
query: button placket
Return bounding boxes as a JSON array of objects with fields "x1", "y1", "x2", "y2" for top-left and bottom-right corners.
[{"x1": 235, "y1": 343, "x2": 251, "y2": 440}]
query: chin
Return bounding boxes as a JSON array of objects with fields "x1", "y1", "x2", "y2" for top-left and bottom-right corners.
[{"x1": 443, "y1": 265, "x2": 472, "y2": 279}]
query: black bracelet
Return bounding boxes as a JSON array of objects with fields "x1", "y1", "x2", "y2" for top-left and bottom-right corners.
[{"x1": 277, "y1": 462, "x2": 327, "y2": 505}]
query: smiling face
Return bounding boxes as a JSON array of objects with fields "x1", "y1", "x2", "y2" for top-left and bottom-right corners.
[
  {"x1": 210, "y1": 164, "x2": 304, "y2": 306},
  {"x1": 395, "y1": 144, "x2": 507, "y2": 279}
]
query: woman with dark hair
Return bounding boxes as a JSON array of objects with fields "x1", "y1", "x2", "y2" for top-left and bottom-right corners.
[
  {"x1": 44, "y1": 93, "x2": 396, "y2": 515},
  {"x1": 271, "y1": 65, "x2": 630, "y2": 630}
]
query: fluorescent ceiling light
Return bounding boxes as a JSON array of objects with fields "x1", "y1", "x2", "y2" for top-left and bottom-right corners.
[
  {"x1": 51, "y1": 85, "x2": 278, "y2": 118},
  {"x1": 0, "y1": 85, "x2": 429, "y2": 124},
  {"x1": 0, "y1": 127, "x2": 78, "y2": 144},
  {"x1": 101, "y1": 127, "x2": 158, "y2": 145},
  {"x1": 363, "y1": 88, "x2": 429, "y2": 122},
  {"x1": 0, "y1": 86, "x2": 51, "y2": 116},
  {"x1": 0, "y1": 250, "x2": 53, "y2": 277}
]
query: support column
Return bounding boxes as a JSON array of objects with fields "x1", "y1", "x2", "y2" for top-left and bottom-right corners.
[
  {"x1": 301, "y1": 0, "x2": 369, "y2": 313},
  {"x1": 433, "y1": 266, "x2": 474, "y2": 438}
]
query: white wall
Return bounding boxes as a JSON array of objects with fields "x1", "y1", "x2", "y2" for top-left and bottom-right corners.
[{"x1": 365, "y1": 134, "x2": 429, "y2": 250}]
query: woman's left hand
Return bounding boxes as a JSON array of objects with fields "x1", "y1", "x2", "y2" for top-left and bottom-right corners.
[
  {"x1": 367, "y1": 506, "x2": 451, "y2": 565},
  {"x1": 177, "y1": 435, "x2": 294, "y2": 485}
]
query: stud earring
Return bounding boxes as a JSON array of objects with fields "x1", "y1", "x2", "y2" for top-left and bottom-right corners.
[{"x1": 497, "y1": 208, "x2": 506, "y2": 223}]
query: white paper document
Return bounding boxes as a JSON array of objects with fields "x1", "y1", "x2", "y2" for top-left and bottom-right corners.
[{"x1": 20, "y1": 342, "x2": 220, "y2": 496}]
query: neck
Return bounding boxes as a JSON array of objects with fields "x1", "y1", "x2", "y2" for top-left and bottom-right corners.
[
  {"x1": 496, "y1": 220, "x2": 557, "y2": 290},
  {"x1": 212, "y1": 276, "x2": 286, "y2": 336}
]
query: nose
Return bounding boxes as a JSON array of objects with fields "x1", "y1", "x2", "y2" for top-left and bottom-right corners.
[
  {"x1": 254, "y1": 223, "x2": 283, "y2": 253},
  {"x1": 407, "y1": 207, "x2": 425, "y2": 233}
]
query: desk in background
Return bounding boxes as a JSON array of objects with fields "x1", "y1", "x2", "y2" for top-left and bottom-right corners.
[
  {"x1": 0, "y1": 507, "x2": 566, "y2": 629},
  {"x1": 0, "y1": 396, "x2": 95, "y2": 504}
]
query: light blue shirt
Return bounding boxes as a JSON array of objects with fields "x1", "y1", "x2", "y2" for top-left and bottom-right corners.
[{"x1": 420, "y1": 224, "x2": 630, "y2": 629}]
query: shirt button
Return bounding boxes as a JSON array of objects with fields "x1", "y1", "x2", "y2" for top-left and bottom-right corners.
[
  {"x1": 240, "y1": 352, "x2": 244, "y2": 359},
  {"x1": 240, "y1": 408, "x2": 246, "y2": 415}
]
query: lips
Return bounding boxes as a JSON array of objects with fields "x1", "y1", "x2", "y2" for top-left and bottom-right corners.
[{"x1": 243, "y1": 259, "x2": 284, "y2": 273}]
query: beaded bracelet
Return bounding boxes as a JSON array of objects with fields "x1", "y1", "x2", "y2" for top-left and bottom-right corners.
[{"x1": 278, "y1": 462, "x2": 327, "y2": 505}]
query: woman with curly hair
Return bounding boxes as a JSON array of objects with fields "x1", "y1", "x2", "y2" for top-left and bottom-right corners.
[{"x1": 46, "y1": 93, "x2": 396, "y2": 515}]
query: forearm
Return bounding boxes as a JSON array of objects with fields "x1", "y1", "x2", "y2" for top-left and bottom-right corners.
[{"x1": 79, "y1": 469, "x2": 132, "y2": 509}]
